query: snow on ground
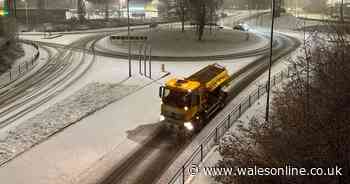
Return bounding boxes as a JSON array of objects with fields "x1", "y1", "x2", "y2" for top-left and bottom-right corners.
[
  {"x1": 0, "y1": 82, "x2": 139, "y2": 166},
  {"x1": 19, "y1": 25, "x2": 151, "y2": 46},
  {"x1": 18, "y1": 10, "x2": 265, "y2": 47},
  {"x1": 19, "y1": 33, "x2": 97, "y2": 46},
  {"x1": 0, "y1": 12, "x2": 278, "y2": 184},
  {"x1": 20, "y1": 25, "x2": 150, "y2": 36},
  {"x1": 95, "y1": 26, "x2": 268, "y2": 57},
  {"x1": 0, "y1": 53, "x2": 260, "y2": 184},
  {"x1": 220, "y1": 10, "x2": 271, "y2": 28}
]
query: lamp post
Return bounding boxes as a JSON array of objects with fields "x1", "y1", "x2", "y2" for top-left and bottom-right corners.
[
  {"x1": 21, "y1": 0, "x2": 28, "y2": 27},
  {"x1": 127, "y1": 0, "x2": 131, "y2": 77},
  {"x1": 265, "y1": 0, "x2": 276, "y2": 122}
]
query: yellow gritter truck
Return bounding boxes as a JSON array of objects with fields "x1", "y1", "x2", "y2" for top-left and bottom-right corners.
[{"x1": 159, "y1": 63, "x2": 230, "y2": 134}]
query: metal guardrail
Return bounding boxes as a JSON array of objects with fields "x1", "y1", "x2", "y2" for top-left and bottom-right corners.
[
  {"x1": 0, "y1": 43, "x2": 40, "y2": 88},
  {"x1": 110, "y1": 35, "x2": 148, "y2": 41},
  {"x1": 167, "y1": 66, "x2": 293, "y2": 184}
]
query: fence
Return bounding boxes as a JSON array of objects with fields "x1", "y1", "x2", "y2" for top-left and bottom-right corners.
[
  {"x1": 168, "y1": 66, "x2": 293, "y2": 184},
  {"x1": 0, "y1": 43, "x2": 39, "y2": 88},
  {"x1": 110, "y1": 35, "x2": 148, "y2": 41}
]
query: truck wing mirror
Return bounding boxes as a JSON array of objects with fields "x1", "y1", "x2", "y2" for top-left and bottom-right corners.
[{"x1": 159, "y1": 86, "x2": 164, "y2": 98}]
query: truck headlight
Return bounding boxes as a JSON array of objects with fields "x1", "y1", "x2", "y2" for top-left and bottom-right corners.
[
  {"x1": 184, "y1": 122, "x2": 194, "y2": 131},
  {"x1": 160, "y1": 115, "x2": 165, "y2": 121}
]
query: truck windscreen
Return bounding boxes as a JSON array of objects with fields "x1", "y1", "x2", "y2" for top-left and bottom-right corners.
[{"x1": 163, "y1": 89, "x2": 191, "y2": 108}]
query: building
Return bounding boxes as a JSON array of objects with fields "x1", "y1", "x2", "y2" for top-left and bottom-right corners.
[
  {"x1": 15, "y1": 0, "x2": 72, "y2": 24},
  {"x1": 120, "y1": 0, "x2": 159, "y2": 18},
  {"x1": 0, "y1": 0, "x2": 16, "y2": 48},
  {"x1": 0, "y1": 0, "x2": 21, "y2": 73}
]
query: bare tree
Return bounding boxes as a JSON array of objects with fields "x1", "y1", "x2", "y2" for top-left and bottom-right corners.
[
  {"x1": 188, "y1": 0, "x2": 223, "y2": 40},
  {"x1": 215, "y1": 25, "x2": 350, "y2": 184},
  {"x1": 105, "y1": 0, "x2": 109, "y2": 21},
  {"x1": 38, "y1": 0, "x2": 45, "y2": 9},
  {"x1": 340, "y1": 0, "x2": 344, "y2": 23},
  {"x1": 77, "y1": 0, "x2": 86, "y2": 22},
  {"x1": 175, "y1": 0, "x2": 188, "y2": 32}
]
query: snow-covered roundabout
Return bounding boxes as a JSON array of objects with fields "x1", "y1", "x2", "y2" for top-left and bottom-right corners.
[{"x1": 95, "y1": 26, "x2": 270, "y2": 60}]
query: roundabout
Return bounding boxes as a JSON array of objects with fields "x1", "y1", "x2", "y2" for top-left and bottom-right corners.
[{"x1": 94, "y1": 26, "x2": 271, "y2": 61}]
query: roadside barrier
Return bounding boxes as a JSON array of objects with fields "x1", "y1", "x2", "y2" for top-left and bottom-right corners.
[
  {"x1": 0, "y1": 42, "x2": 40, "y2": 88},
  {"x1": 110, "y1": 35, "x2": 148, "y2": 41}
]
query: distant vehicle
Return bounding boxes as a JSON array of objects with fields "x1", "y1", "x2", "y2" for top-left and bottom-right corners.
[
  {"x1": 233, "y1": 23, "x2": 250, "y2": 32},
  {"x1": 149, "y1": 22, "x2": 158, "y2": 28},
  {"x1": 280, "y1": 8, "x2": 287, "y2": 13},
  {"x1": 190, "y1": 22, "x2": 222, "y2": 27},
  {"x1": 159, "y1": 64, "x2": 230, "y2": 136},
  {"x1": 220, "y1": 12, "x2": 228, "y2": 18}
]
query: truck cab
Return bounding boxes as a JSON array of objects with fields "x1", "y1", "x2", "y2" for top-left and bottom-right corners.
[
  {"x1": 159, "y1": 64, "x2": 230, "y2": 133},
  {"x1": 159, "y1": 79, "x2": 201, "y2": 131}
]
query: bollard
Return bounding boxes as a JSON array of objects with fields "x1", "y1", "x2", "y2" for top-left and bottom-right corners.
[
  {"x1": 200, "y1": 145, "x2": 204, "y2": 161},
  {"x1": 227, "y1": 114, "x2": 231, "y2": 129},
  {"x1": 144, "y1": 45, "x2": 147, "y2": 77},
  {"x1": 249, "y1": 95, "x2": 251, "y2": 106},
  {"x1": 239, "y1": 104, "x2": 242, "y2": 116},
  {"x1": 161, "y1": 64, "x2": 165, "y2": 73},
  {"x1": 149, "y1": 46, "x2": 152, "y2": 78},
  {"x1": 139, "y1": 55, "x2": 142, "y2": 75},
  {"x1": 182, "y1": 165, "x2": 185, "y2": 184},
  {"x1": 139, "y1": 45, "x2": 143, "y2": 75}
]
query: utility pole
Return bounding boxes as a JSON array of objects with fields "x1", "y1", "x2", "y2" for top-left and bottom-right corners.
[
  {"x1": 265, "y1": 0, "x2": 276, "y2": 122},
  {"x1": 127, "y1": 0, "x2": 131, "y2": 77},
  {"x1": 105, "y1": 0, "x2": 109, "y2": 21},
  {"x1": 77, "y1": 0, "x2": 85, "y2": 22},
  {"x1": 340, "y1": 0, "x2": 344, "y2": 23},
  {"x1": 21, "y1": 0, "x2": 28, "y2": 27}
]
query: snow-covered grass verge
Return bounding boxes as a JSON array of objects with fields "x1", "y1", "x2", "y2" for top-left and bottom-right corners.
[
  {"x1": 0, "y1": 82, "x2": 139, "y2": 166},
  {"x1": 189, "y1": 93, "x2": 269, "y2": 184},
  {"x1": 96, "y1": 26, "x2": 268, "y2": 58}
]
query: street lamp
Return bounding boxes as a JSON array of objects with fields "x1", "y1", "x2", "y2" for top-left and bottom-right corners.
[
  {"x1": 265, "y1": 0, "x2": 276, "y2": 122},
  {"x1": 21, "y1": 0, "x2": 28, "y2": 27},
  {"x1": 127, "y1": 0, "x2": 131, "y2": 77}
]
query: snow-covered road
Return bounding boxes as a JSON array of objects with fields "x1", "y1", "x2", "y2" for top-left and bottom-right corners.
[
  {"x1": 0, "y1": 53, "x2": 260, "y2": 184},
  {"x1": 0, "y1": 11, "x2": 282, "y2": 184}
]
